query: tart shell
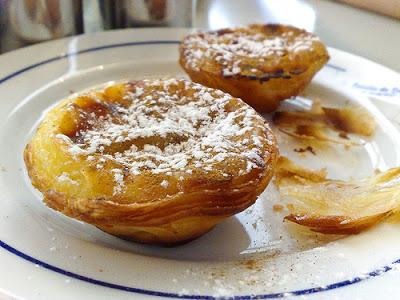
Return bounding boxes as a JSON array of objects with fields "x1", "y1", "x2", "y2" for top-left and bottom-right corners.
[
  {"x1": 24, "y1": 79, "x2": 278, "y2": 245},
  {"x1": 179, "y1": 24, "x2": 329, "y2": 112}
]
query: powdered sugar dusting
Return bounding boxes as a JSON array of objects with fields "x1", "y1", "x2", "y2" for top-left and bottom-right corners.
[
  {"x1": 160, "y1": 180, "x2": 169, "y2": 188},
  {"x1": 112, "y1": 169, "x2": 124, "y2": 195},
  {"x1": 58, "y1": 79, "x2": 274, "y2": 194},
  {"x1": 57, "y1": 172, "x2": 78, "y2": 185},
  {"x1": 181, "y1": 24, "x2": 320, "y2": 77}
]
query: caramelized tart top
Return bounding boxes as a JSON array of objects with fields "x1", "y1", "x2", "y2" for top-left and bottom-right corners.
[
  {"x1": 40, "y1": 78, "x2": 277, "y2": 201},
  {"x1": 180, "y1": 24, "x2": 329, "y2": 79}
]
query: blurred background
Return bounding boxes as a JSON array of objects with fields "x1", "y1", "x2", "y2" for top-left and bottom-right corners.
[{"x1": 0, "y1": 0, "x2": 399, "y2": 70}]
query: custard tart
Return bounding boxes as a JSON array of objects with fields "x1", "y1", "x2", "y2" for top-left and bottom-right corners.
[
  {"x1": 24, "y1": 79, "x2": 278, "y2": 245},
  {"x1": 180, "y1": 24, "x2": 329, "y2": 112}
]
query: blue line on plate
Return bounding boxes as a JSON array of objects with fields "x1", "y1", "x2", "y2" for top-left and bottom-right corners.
[
  {"x1": 326, "y1": 63, "x2": 346, "y2": 72},
  {"x1": 0, "y1": 39, "x2": 393, "y2": 299},
  {"x1": 0, "y1": 40, "x2": 180, "y2": 85},
  {"x1": 1, "y1": 238, "x2": 399, "y2": 299}
]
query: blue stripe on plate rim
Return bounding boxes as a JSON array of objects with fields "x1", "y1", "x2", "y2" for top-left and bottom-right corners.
[{"x1": 1, "y1": 39, "x2": 396, "y2": 299}]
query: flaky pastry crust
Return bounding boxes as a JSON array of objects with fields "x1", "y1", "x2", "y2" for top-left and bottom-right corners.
[
  {"x1": 24, "y1": 79, "x2": 278, "y2": 245},
  {"x1": 179, "y1": 24, "x2": 329, "y2": 112}
]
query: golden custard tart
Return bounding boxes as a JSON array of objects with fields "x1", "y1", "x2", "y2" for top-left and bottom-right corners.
[
  {"x1": 180, "y1": 24, "x2": 329, "y2": 112},
  {"x1": 24, "y1": 79, "x2": 278, "y2": 245}
]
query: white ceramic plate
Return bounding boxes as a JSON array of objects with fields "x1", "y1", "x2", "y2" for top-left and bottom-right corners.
[{"x1": 1, "y1": 28, "x2": 400, "y2": 300}]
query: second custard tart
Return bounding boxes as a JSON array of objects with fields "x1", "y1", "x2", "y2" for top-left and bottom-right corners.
[
  {"x1": 24, "y1": 79, "x2": 278, "y2": 245},
  {"x1": 180, "y1": 24, "x2": 329, "y2": 112}
]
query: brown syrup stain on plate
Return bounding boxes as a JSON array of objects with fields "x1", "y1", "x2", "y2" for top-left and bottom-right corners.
[{"x1": 293, "y1": 146, "x2": 316, "y2": 155}]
